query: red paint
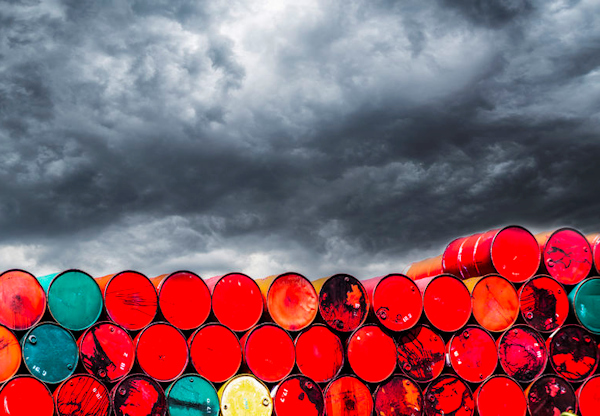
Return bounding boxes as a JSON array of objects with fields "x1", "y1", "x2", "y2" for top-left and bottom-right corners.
[
  {"x1": 587, "y1": 233, "x2": 600, "y2": 274},
  {"x1": 525, "y1": 375, "x2": 577, "y2": 416},
  {"x1": 470, "y1": 274, "x2": 519, "y2": 332},
  {"x1": 209, "y1": 273, "x2": 263, "y2": 332},
  {"x1": 483, "y1": 226, "x2": 540, "y2": 282},
  {"x1": 188, "y1": 323, "x2": 242, "y2": 383},
  {"x1": 497, "y1": 325, "x2": 547, "y2": 383},
  {"x1": 0, "y1": 269, "x2": 46, "y2": 331},
  {"x1": 457, "y1": 234, "x2": 481, "y2": 278},
  {"x1": 423, "y1": 375, "x2": 474, "y2": 416},
  {"x1": 447, "y1": 326, "x2": 497, "y2": 383},
  {"x1": 267, "y1": 272, "x2": 318, "y2": 331},
  {"x1": 324, "y1": 375, "x2": 373, "y2": 416},
  {"x1": 104, "y1": 271, "x2": 158, "y2": 331},
  {"x1": 442, "y1": 237, "x2": 467, "y2": 278},
  {"x1": 242, "y1": 323, "x2": 295, "y2": 383},
  {"x1": 54, "y1": 374, "x2": 110, "y2": 416},
  {"x1": 418, "y1": 274, "x2": 471, "y2": 332},
  {"x1": 318, "y1": 274, "x2": 368, "y2": 333},
  {"x1": 364, "y1": 274, "x2": 422, "y2": 331},
  {"x1": 373, "y1": 375, "x2": 423, "y2": 416},
  {"x1": 577, "y1": 374, "x2": 600, "y2": 416},
  {"x1": 135, "y1": 322, "x2": 189, "y2": 382},
  {"x1": 475, "y1": 376, "x2": 526, "y2": 416},
  {"x1": 111, "y1": 374, "x2": 167, "y2": 416},
  {"x1": 294, "y1": 324, "x2": 344, "y2": 383},
  {"x1": 547, "y1": 324, "x2": 599, "y2": 382},
  {"x1": 518, "y1": 275, "x2": 569, "y2": 332},
  {"x1": 0, "y1": 375, "x2": 55, "y2": 416},
  {"x1": 396, "y1": 325, "x2": 445, "y2": 383},
  {"x1": 347, "y1": 324, "x2": 397, "y2": 383},
  {"x1": 273, "y1": 375, "x2": 324, "y2": 416},
  {"x1": 157, "y1": 271, "x2": 211, "y2": 330},
  {"x1": 537, "y1": 228, "x2": 592, "y2": 285}
]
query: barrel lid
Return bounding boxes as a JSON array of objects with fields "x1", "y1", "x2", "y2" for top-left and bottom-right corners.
[
  {"x1": 373, "y1": 274, "x2": 422, "y2": 331},
  {"x1": 243, "y1": 323, "x2": 295, "y2": 383},
  {"x1": 577, "y1": 374, "x2": 600, "y2": 416},
  {"x1": 159, "y1": 270, "x2": 211, "y2": 330},
  {"x1": 272, "y1": 374, "x2": 324, "y2": 416},
  {"x1": 547, "y1": 324, "x2": 599, "y2": 382},
  {"x1": 211, "y1": 273, "x2": 263, "y2": 332},
  {"x1": 571, "y1": 277, "x2": 600, "y2": 334},
  {"x1": 498, "y1": 325, "x2": 547, "y2": 383},
  {"x1": 324, "y1": 375, "x2": 373, "y2": 416},
  {"x1": 136, "y1": 322, "x2": 189, "y2": 382},
  {"x1": 422, "y1": 274, "x2": 471, "y2": 332},
  {"x1": 476, "y1": 376, "x2": 526, "y2": 416},
  {"x1": 396, "y1": 324, "x2": 445, "y2": 383},
  {"x1": 347, "y1": 324, "x2": 397, "y2": 383},
  {"x1": 519, "y1": 275, "x2": 568, "y2": 332},
  {"x1": 166, "y1": 374, "x2": 219, "y2": 416},
  {"x1": 0, "y1": 269, "x2": 46, "y2": 331},
  {"x1": 189, "y1": 323, "x2": 242, "y2": 383},
  {"x1": 491, "y1": 226, "x2": 541, "y2": 283},
  {"x1": 112, "y1": 374, "x2": 167, "y2": 416},
  {"x1": 448, "y1": 326, "x2": 497, "y2": 383},
  {"x1": 424, "y1": 375, "x2": 474, "y2": 416},
  {"x1": 318, "y1": 274, "x2": 368, "y2": 332},
  {"x1": 373, "y1": 375, "x2": 423, "y2": 416},
  {"x1": 0, "y1": 324, "x2": 21, "y2": 383},
  {"x1": 219, "y1": 374, "x2": 273, "y2": 416},
  {"x1": 267, "y1": 272, "x2": 318, "y2": 331},
  {"x1": 104, "y1": 270, "x2": 158, "y2": 331},
  {"x1": 54, "y1": 374, "x2": 110, "y2": 416},
  {"x1": 540, "y1": 228, "x2": 592, "y2": 285},
  {"x1": 0, "y1": 375, "x2": 55, "y2": 416},
  {"x1": 526, "y1": 375, "x2": 576, "y2": 416},
  {"x1": 294, "y1": 324, "x2": 344, "y2": 383},
  {"x1": 471, "y1": 274, "x2": 519, "y2": 332}
]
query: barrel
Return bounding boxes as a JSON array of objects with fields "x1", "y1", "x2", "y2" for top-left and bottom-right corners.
[
  {"x1": 524, "y1": 374, "x2": 576, "y2": 416},
  {"x1": 0, "y1": 375, "x2": 55, "y2": 416},
  {"x1": 577, "y1": 374, "x2": 600, "y2": 416},
  {"x1": 0, "y1": 269, "x2": 46, "y2": 331},
  {"x1": 294, "y1": 324, "x2": 344, "y2": 383},
  {"x1": 497, "y1": 325, "x2": 547, "y2": 383},
  {"x1": 405, "y1": 255, "x2": 444, "y2": 281},
  {"x1": 217, "y1": 374, "x2": 273, "y2": 416},
  {"x1": 78, "y1": 321, "x2": 135, "y2": 383},
  {"x1": 165, "y1": 374, "x2": 220, "y2": 416},
  {"x1": 313, "y1": 274, "x2": 368, "y2": 332},
  {"x1": 373, "y1": 375, "x2": 423, "y2": 416},
  {"x1": 569, "y1": 277, "x2": 600, "y2": 334},
  {"x1": 323, "y1": 375, "x2": 373, "y2": 416},
  {"x1": 241, "y1": 323, "x2": 296, "y2": 383},
  {"x1": 475, "y1": 376, "x2": 526, "y2": 416},
  {"x1": 362, "y1": 273, "x2": 422, "y2": 331},
  {"x1": 446, "y1": 326, "x2": 497, "y2": 383},
  {"x1": 346, "y1": 324, "x2": 397, "y2": 383},
  {"x1": 546, "y1": 324, "x2": 599, "y2": 382},
  {"x1": 396, "y1": 324, "x2": 445, "y2": 383},
  {"x1": 112, "y1": 373, "x2": 167, "y2": 416},
  {"x1": 586, "y1": 233, "x2": 600, "y2": 274},
  {"x1": 0, "y1": 324, "x2": 21, "y2": 383},
  {"x1": 423, "y1": 374, "x2": 474, "y2": 416},
  {"x1": 536, "y1": 228, "x2": 592, "y2": 285},
  {"x1": 271, "y1": 374, "x2": 325, "y2": 416},
  {"x1": 518, "y1": 274, "x2": 569, "y2": 332},
  {"x1": 416, "y1": 274, "x2": 471, "y2": 332},
  {"x1": 464, "y1": 274, "x2": 519, "y2": 332},
  {"x1": 188, "y1": 323, "x2": 242, "y2": 383},
  {"x1": 205, "y1": 273, "x2": 263, "y2": 332},
  {"x1": 53, "y1": 374, "x2": 110, "y2": 416}
]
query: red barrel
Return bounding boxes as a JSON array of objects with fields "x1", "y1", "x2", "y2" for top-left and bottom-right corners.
[
  {"x1": 396, "y1": 325, "x2": 445, "y2": 383},
  {"x1": 405, "y1": 255, "x2": 444, "y2": 281},
  {"x1": 241, "y1": 323, "x2": 296, "y2": 383},
  {"x1": 0, "y1": 324, "x2": 21, "y2": 383},
  {"x1": 416, "y1": 274, "x2": 471, "y2": 332},
  {"x1": 373, "y1": 375, "x2": 423, "y2": 416},
  {"x1": 0, "y1": 269, "x2": 46, "y2": 331},
  {"x1": 54, "y1": 374, "x2": 110, "y2": 416},
  {"x1": 536, "y1": 228, "x2": 592, "y2": 285},
  {"x1": 547, "y1": 324, "x2": 599, "y2": 382},
  {"x1": 315, "y1": 274, "x2": 368, "y2": 332},
  {"x1": 324, "y1": 375, "x2": 373, "y2": 416},
  {"x1": 188, "y1": 323, "x2": 242, "y2": 383},
  {"x1": 347, "y1": 324, "x2": 397, "y2": 383},
  {"x1": 0, "y1": 375, "x2": 55, "y2": 416},
  {"x1": 497, "y1": 325, "x2": 547, "y2": 383},
  {"x1": 78, "y1": 321, "x2": 135, "y2": 383},
  {"x1": 294, "y1": 324, "x2": 344, "y2": 383},
  {"x1": 112, "y1": 374, "x2": 167, "y2": 416},
  {"x1": 466, "y1": 274, "x2": 519, "y2": 332},
  {"x1": 577, "y1": 374, "x2": 600, "y2": 416},
  {"x1": 586, "y1": 233, "x2": 600, "y2": 274},
  {"x1": 206, "y1": 272, "x2": 264, "y2": 332},
  {"x1": 272, "y1": 374, "x2": 324, "y2": 416},
  {"x1": 518, "y1": 275, "x2": 569, "y2": 332},
  {"x1": 362, "y1": 273, "x2": 422, "y2": 331},
  {"x1": 475, "y1": 376, "x2": 526, "y2": 416},
  {"x1": 423, "y1": 374, "x2": 474, "y2": 416},
  {"x1": 525, "y1": 374, "x2": 576, "y2": 416},
  {"x1": 447, "y1": 326, "x2": 497, "y2": 383},
  {"x1": 134, "y1": 322, "x2": 189, "y2": 382},
  {"x1": 442, "y1": 237, "x2": 468, "y2": 278}
]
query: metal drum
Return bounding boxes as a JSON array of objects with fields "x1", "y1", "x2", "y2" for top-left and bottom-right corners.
[
  {"x1": 314, "y1": 274, "x2": 368, "y2": 333},
  {"x1": 416, "y1": 274, "x2": 471, "y2": 332},
  {"x1": 373, "y1": 375, "x2": 423, "y2": 416},
  {"x1": 518, "y1": 275, "x2": 569, "y2": 332},
  {"x1": 547, "y1": 324, "x2": 599, "y2": 382},
  {"x1": 111, "y1": 374, "x2": 167, "y2": 416},
  {"x1": 217, "y1": 374, "x2": 273, "y2": 416},
  {"x1": 577, "y1": 374, "x2": 600, "y2": 416},
  {"x1": 423, "y1": 374, "x2": 474, "y2": 416},
  {"x1": 465, "y1": 274, "x2": 519, "y2": 332},
  {"x1": 0, "y1": 375, "x2": 55, "y2": 416},
  {"x1": 54, "y1": 374, "x2": 110, "y2": 416},
  {"x1": 569, "y1": 277, "x2": 600, "y2": 334},
  {"x1": 0, "y1": 324, "x2": 21, "y2": 383},
  {"x1": 536, "y1": 228, "x2": 592, "y2": 286},
  {"x1": 396, "y1": 325, "x2": 445, "y2": 383},
  {"x1": 497, "y1": 325, "x2": 547, "y2": 383},
  {"x1": 271, "y1": 374, "x2": 325, "y2": 416},
  {"x1": 188, "y1": 323, "x2": 242, "y2": 383},
  {"x1": 241, "y1": 323, "x2": 296, "y2": 383},
  {"x1": 525, "y1": 374, "x2": 576, "y2": 416},
  {"x1": 475, "y1": 376, "x2": 526, "y2": 416},
  {"x1": 166, "y1": 374, "x2": 220, "y2": 416},
  {"x1": 405, "y1": 255, "x2": 444, "y2": 281},
  {"x1": 324, "y1": 375, "x2": 373, "y2": 416},
  {"x1": 347, "y1": 324, "x2": 397, "y2": 383},
  {"x1": 0, "y1": 269, "x2": 46, "y2": 331},
  {"x1": 447, "y1": 326, "x2": 497, "y2": 383},
  {"x1": 294, "y1": 324, "x2": 344, "y2": 383}
]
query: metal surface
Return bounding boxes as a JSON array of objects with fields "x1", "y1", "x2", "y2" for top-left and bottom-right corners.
[
  {"x1": 324, "y1": 375, "x2": 373, "y2": 416},
  {"x1": 188, "y1": 323, "x2": 242, "y2": 383},
  {"x1": 547, "y1": 324, "x2": 599, "y2": 382},
  {"x1": 0, "y1": 375, "x2": 55, "y2": 416},
  {"x1": 373, "y1": 375, "x2": 423, "y2": 416},
  {"x1": 396, "y1": 325, "x2": 445, "y2": 383},
  {"x1": 475, "y1": 376, "x2": 526, "y2": 416},
  {"x1": 423, "y1": 374, "x2": 474, "y2": 416},
  {"x1": 263, "y1": 272, "x2": 318, "y2": 331},
  {"x1": 218, "y1": 374, "x2": 273, "y2": 416},
  {"x1": 569, "y1": 277, "x2": 600, "y2": 334},
  {"x1": 294, "y1": 324, "x2": 344, "y2": 383},
  {"x1": 447, "y1": 326, "x2": 497, "y2": 383},
  {"x1": 347, "y1": 324, "x2": 397, "y2": 383},
  {"x1": 525, "y1": 374, "x2": 576, "y2": 416},
  {"x1": 417, "y1": 274, "x2": 471, "y2": 332},
  {"x1": 536, "y1": 228, "x2": 592, "y2": 286},
  {"x1": 0, "y1": 324, "x2": 21, "y2": 383},
  {"x1": 241, "y1": 323, "x2": 296, "y2": 383},
  {"x1": 497, "y1": 325, "x2": 547, "y2": 383},
  {"x1": 576, "y1": 374, "x2": 600, "y2": 416},
  {"x1": 405, "y1": 255, "x2": 444, "y2": 281},
  {"x1": 54, "y1": 374, "x2": 110, "y2": 416},
  {"x1": 112, "y1": 374, "x2": 167, "y2": 416},
  {"x1": 316, "y1": 274, "x2": 368, "y2": 332},
  {"x1": 518, "y1": 274, "x2": 569, "y2": 332},
  {"x1": 135, "y1": 321, "x2": 189, "y2": 382},
  {"x1": 0, "y1": 269, "x2": 46, "y2": 331},
  {"x1": 271, "y1": 374, "x2": 325, "y2": 416},
  {"x1": 465, "y1": 274, "x2": 519, "y2": 332},
  {"x1": 166, "y1": 374, "x2": 220, "y2": 416},
  {"x1": 586, "y1": 233, "x2": 600, "y2": 274}
]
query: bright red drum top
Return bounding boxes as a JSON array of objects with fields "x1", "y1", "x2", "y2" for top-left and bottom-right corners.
[
  {"x1": 539, "y1": 228, "x2": 592, "y2": 285},
  {"x1": 272, "y1": 375, "x2": 324, "y2": 416},
  {"x1": 189, "y1": 323, "x2": 242, "y2": 383},
  {"x1": 448, "y1": 326, "x2": 497, "y2": 383},
  {"x1": 324, "y1": 375, "x2": 373, "y2": 416},
  {"x1": 372, "y1": 274, "x2": 422, "y2": 331},
  {"x1": 424, "y1": 375, "x2": 474, "y2": 416},
  {"x1": 0, "y1": 376, "x2": 54, "y2": 416},
  {"x1": 578, "y1": 374, "x2": 600, "y2": 416},
  {"x1": 54, "y1": 374, "x2": 110, "y2": 416},
  {"x1": 104, "y1": 271, "x2": 158, "y2": 331},
  {"x1": 347, "y1": 325, "x2": 396, "y2": 383},
  {"x1": 243, "y1": 323, "x2": 295, "y2": 383},
  {"x1": 518, "y1": 275, "x2": 569, "y2": 332},
  {"x1": 112, "y1": 374, "x2": 167, "y2": 416},
  {"x1": 547, "y1": 324, "x2": 599, "y2": 382},
  {"x1": 158, "y1": 271, "x2": 211, "y2": 330},
  {"x1": 497, "y1": 325, "x2": 547, "y2": 383},
  {"x1": 442, "y1": 237, "x2": 467, "y2": 278},
  {"x1": 374, "y1": 375, "x2": 423, "y2": 416},
  {"x1": 0, "y1": 269, "x2": 46, "y2": 331},
  {"x1": 421, "y1": 274, "x2": 471, "y2": 332},
  {"x1": 135, "y1": 322, "x2": 189, "y2": 382},
  {"x1": 476, "y1": 376, "x2": 526, "y2": 416},
  {"x1": 396, "y1": 325, "x2": 445, "y2": 383},
  {"x1": 295, "y1": 324, "x2": 344, "y2": 383},
  {"x1": 211, "y1": 273, "x2": 263, "y2": 332},
  {"x1": 490, "y1": 226, "x2": 540, "y2": 283}
]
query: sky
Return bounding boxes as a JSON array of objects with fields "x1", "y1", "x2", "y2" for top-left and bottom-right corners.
[{"x1": 1, "y1": 0, "x2": 599, "y2": 280}]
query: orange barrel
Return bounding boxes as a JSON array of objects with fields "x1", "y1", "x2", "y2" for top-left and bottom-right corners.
[
  {"x1": 536, "y1": 228, "x2": 592, "y2": 285},
  {"x1": 78, "y1": 321, "x2": 135, "y2": 383},
  {"x1": 474, "y1": 375, "x2": 527, "y2": 416},
  {"x1": 577, "y1": 374, "x2": 600, "y2": 416},
  {"x1": 373, "y1": 375, "x2": 423, "y2": 416},
  {"x1": 416, "y1": 274, "x2": 471, "y2": 332},
  {"x1": 188, "y1": 323, "x2": 242, "y2": 383},
  {"x1": 111, "y1": 374, "x2": 167, "y2": 416},
  {"x1": 53, "y1": 374, "x2": 110, "y2": 416},
  {"x1": 149, "y1": 270, "x2": 211, "y2": 330},
  {"x1": 546, "y1": 324, "x2": 599, "y2": 382},
  {"x1": 464, "y1": 274, "x2": 519, "y2": 332},
  {"x1": 96, "y1": 270, "x2": 158, "y2": 331},
  {"x1": 346, "y1": 324, "x2": 397, "y2": 383},
  {"x1": 518, "y1": 275, "x2": 569, "y2": 332},
  {"x1": 0, "y1": 269, "x2": 46, "y2": 331},
  {"x1": 0, "y1": 375, "x2": 55, "y2": 416},
  {"x1": 0, "y1": 324, "x2": 21, "y2": 383},
  {"x1": 497, "y1": 325, "x2": 547, "y2": 383},
  {"x1": 294, "y1": 324, "x2": 344, "y2": 383},
  {"x1": 240, "y1": 323, "x2": 295, "y2": 383},
  {"x1": 271, "y1": 374, "x2": 324, "y2": 416},
  {"x1": 396, "y1": 324, "x2": 445, "y2": 383},
  {"x1": 255, "y1": 272, "x2": 318, "y2": 331},
  {"x1": 446, "y1": 326, "x2": 497, "y2": 383},
  {"x1": 323, "y1": 375, "x2": 373, "y2": 416},
  {"x1": 405, "y1": 255, "x2": 444, "y2": 281},
  {"x1": 362, "y1": 273, "x2": 422, "y2": 331},
  {"x1": 423, "y1": 374, "x2": 474, "y2": 416},
  {"x1": 134, "y1": 321, "x2": 189, "y2": 383},
  {"x1": 217, "y1": 374, "x2": 272, "y2": 416},
  {"x1": 205, "y1": 273, "x2": 263, "y2": 332},
  {"x1": 524, "y1": 374, "x2": 576, "y2": 416},
  {"x1": 586, "y1": 233, "x2": 600, "y2": 274},
  {"x1": 313, "y1": 274, "x2": 368, "y2": 332}
]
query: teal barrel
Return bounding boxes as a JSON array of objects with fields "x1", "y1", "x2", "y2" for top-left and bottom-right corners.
[
  {"x1": 569, "y1": 277, "x2": 600, "y2": 334},
  {"x1": 166, "y1": 374, "x2": 220, "y2": 416},
  {"x1": 21, "y1": 322, "x2": 79, "y2": 384},
  {"x1": 37, "y1": 269, "x2": 103, "y2": 331}
]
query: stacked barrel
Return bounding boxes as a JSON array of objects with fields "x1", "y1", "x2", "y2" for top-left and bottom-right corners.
[{"x1": 0, "y1": 226, "x2": 598, "y2": 416}]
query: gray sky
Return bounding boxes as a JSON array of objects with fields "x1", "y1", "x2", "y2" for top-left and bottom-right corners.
[{"x1": 1, "y1": 0, "x2": 599, "y2": 280}]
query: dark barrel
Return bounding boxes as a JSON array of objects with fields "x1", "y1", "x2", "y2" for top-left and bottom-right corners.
[
  {"x1": 423, "y1": 374, "x2": 474, "y2": 416},
  {"x1": 497, "y1": 325, "x2": 547, "y2": 383},
  {"x1": 324, "y1": 375, "x2": 373, "y2": 416},
  {"x1": 373, "y1": 375, "x2": 424, "y2": 416},
  {"x1": 546, "y1": 324, "x2": 599, "y2": 382},
  {"x1": 111, "y1": 374, "x2": 167, "y2": 416},
  {"x1": 396, "y1": 324, "x2": 445, "y2": 383},
  {"x1": 524, "y1": 374, "x2": 576, "y2": 416},
  {"x1": 314, "y1": 274, "x2": 369, "y2": 333},
  {"x1": 518, "y1": 275, "x2": 569, "y2": 332},
  {"x1": 271, "y1": 374, "x2": 325, "y2": 416}
]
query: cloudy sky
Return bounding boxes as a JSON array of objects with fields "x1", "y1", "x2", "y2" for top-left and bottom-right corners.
[{"x1": 1, "y1": 0, "x2": 599, "y2": 280}]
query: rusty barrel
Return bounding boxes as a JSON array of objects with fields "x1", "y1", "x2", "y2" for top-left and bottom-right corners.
[
  {"x1": 188, "y1": 323, "x2": 242, "y2": 383},
  {"x1": 446, "y1": 325, "x2": 497, "y2": 383},
  {"x1": 362, "y1": 273, "x2": 422, "y2": 331},
  {"x1": 313, "y1": 274, "x2": 368, "y2": 333},
  {"x1": 569, "y1": 276, "x2": 600, "y2": 334},
  {"x1": 324, "y1": 375, "x2": 373, "y2": 416},
  {"x1": 518, "y1": 274, "x2": 569, "y2": 332},
  {"x1": 53, "y1": 374, "x2": 110, "y2": 416},
  {"x1": 416, "y1": 274, "x2": 471, "y2": 332},
  {"x1": 524, "y1": 374, "x2": 576, "y2": 416},
  {"x1": 0, "y1": 375, "x2": 55, "y2": 416},
  {"x1": 396, "y1": 324, "x2": 445, "y2": 383},
  {"x1": 205, "y1": 273, "x2": 263, "y2": 332},
  {"x1": 111, "y1": 373, "x2": 167, "y2": 416},
  {"x1": 497, "y1": 324, "x2": 547, "y2": 383},
  {"x1": 474, "y1": 375, "x2": 526, "y2": 416},
  {"x1": 294, "y1": 324, "x2": 344, "y2": 383},
  {"x1": 373, "y1": 375, "x2": 424, "y2": 416},
  {"x1": 586, "y1": 233, "x2": 600, "y2": 274},
  {"x1": 464, "y1": 274, "x2": 519, "y2": 332},
  {"x1": 423, "y1": 374, "x2": 474, "y2": 416},
  {"x1": 0, "y1": 324, "x2": 21, "y2": 383},
  {"x1": 536, "y1": 228, "x2": 592, "y2": 285},
  {"x1": 0, "y1": 269, "x2": 46, "y2": 331},
  {"x1": 577, "y1": 374, "x2": 600, "y2": 416},
  {"x1": 405, "y1": 255, "x2": 444, "y2": 281},
  {"x1": 546, "y1": 324, "x2": 599, "y2": 382},
  {"x1": 165, "y1": 374, "x2": 219, "y2": 416},
  {"x1": 217, "y1": 374, "x2": 273, "y2": 416},
  {"x1": 346, "y1": 324, "x2": 397, "y2": 383},
  {"x1": 271, "y1": 374, "x2": 325, "y2": 416}
]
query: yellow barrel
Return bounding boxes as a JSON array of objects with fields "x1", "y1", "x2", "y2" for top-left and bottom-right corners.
[{"x1": 217, "y1": 374, "x2": 273, "y2": 416}]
